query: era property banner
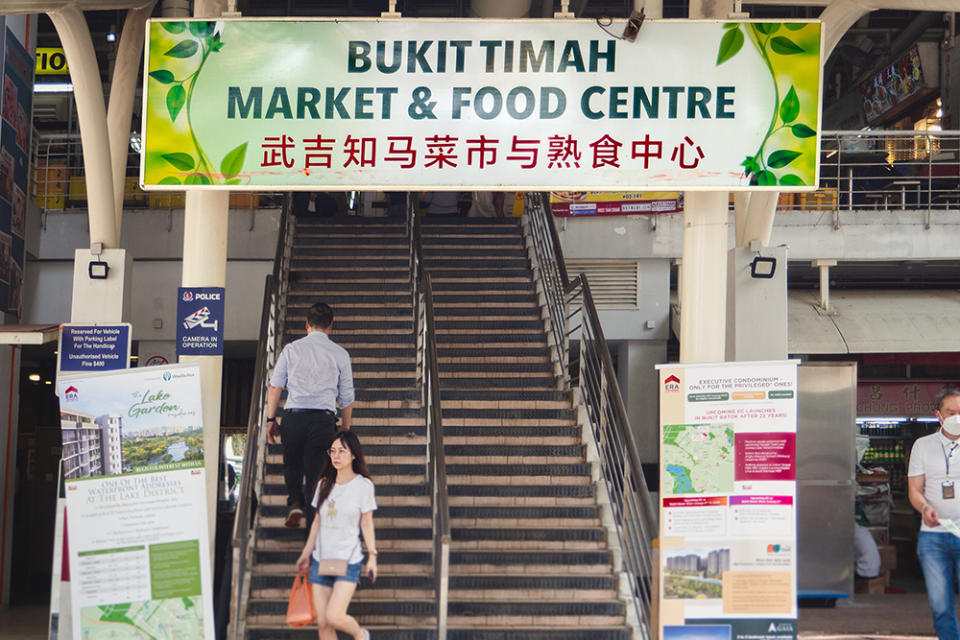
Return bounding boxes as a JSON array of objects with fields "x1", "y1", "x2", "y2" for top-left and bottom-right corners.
[
  {"x1": 657, "y1": 360, "x2": 798, "y2": 640},
  {"x1": 57, "y1": 364, "x2": 214, "y2": 639},
  {"x1": 141, "y1": 19, "x2": 822, "y2": 191}
]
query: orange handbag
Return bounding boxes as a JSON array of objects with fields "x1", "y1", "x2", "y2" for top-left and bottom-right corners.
[{"x1": 286, "y1": 572, "x2": 316, "y2": 627}]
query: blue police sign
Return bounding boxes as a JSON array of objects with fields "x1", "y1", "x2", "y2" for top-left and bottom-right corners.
[
  {"x1": 177, "y1": 287, "x2": 225, "y2": 356},
  {"x1": 58, "y1": 323, "x2": 132, "y2": 372}
]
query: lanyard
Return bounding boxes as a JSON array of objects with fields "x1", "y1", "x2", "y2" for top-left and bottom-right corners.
[{"x1": 942, "y1": 441, "x2": 959, "y2": 476}]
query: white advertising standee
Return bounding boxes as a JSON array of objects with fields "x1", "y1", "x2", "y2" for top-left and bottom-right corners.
[
  {"x1": 657, "y1": 360, "x2": 798, "y2": 640},
  {"x1": 57, "y1": 364, "x2": 214, "y2": 639}
]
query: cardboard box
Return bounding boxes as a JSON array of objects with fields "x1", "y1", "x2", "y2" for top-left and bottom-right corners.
[
  {"x1": 878, "y1": 543, "x2": 898, "y2": 572},
  {"x1": 855, "y1": 574, "x2": 887, "y2": 594}
]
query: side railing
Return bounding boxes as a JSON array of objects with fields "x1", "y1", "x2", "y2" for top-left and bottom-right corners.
[
  {"x1": 228, "y1": 197, "x2": 294, "y2": 639},
  {"x1": 409, "y1": 198, "x2": 452, "y2": 639},
  {"x1": 525, "y1": 192, "x2": 659, "y2": 640}
]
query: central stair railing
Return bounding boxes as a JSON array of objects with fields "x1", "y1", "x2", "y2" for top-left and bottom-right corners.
[
  {"x1": 408, "y1": 197, "x2": 452, "y2": 640},
  {"x1": 525, "y1": 192, "x2": 659, "y2": 640},
  {"x1": 229, "y1": 200, "x2": 294, "y2": 639}
]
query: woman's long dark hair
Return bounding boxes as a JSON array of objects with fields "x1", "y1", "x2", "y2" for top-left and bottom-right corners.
[{"x1": 312, "y1": 429, "x2": 373, "y2": 511}]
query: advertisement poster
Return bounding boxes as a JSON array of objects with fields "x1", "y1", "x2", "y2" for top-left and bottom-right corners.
[
  {"x1": 657, "y1": 361, "x2": 798, "y2": 640},
  {"x1": 550, "y1": 191, "x2": 681, "y2": 216},
  {"x1": 142, "y1": 19, "x2": 822, "y2": 190},
  {"x1": 176, "y1": 287, "x2": 224, "y2": 356},
  {"x1": 0, "y1": 26, "x2": 32, "y2": 315},
  {"x1": 57, "y1": 365, "x2": 214, "y2": 639}
]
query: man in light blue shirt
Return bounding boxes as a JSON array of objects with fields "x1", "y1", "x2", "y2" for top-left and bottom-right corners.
[{"x1": 266, "y1": 302, "x2": 354, "y2": 528}]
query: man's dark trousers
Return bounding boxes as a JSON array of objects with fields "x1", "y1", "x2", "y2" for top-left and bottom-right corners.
[{"x1": 280, "y1": 409, "x2": 337, "y2": 523}]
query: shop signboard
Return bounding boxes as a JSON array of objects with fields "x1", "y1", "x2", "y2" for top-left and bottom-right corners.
[
  {"x1": 857, "y1": 380, "x2": 943, "y2": 418},
  {"x1": 56, "y1": 364, "x2": 214, "y2": 640},
  {"x1": 0, "y1": 26, "x2": 32, "y2": 315},
  {"x1": 57, "y1": 323, "x2": 132, "y2": 373},
  {"x1": 176, "y1": 286, "x2": 224, "y2": 356},
  {"x1": 141, "y1": 19, "x2": 822, "y2": 191},
  {"x1": 549, "y1": 190, "x2": 681, "y2": 216},
  {"x1": 657, "y1": 360, "x2": 798, "y2": 640}
]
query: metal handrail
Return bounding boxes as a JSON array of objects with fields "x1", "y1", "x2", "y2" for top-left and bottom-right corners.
[
  {"x1": 228, "y1": 196, "x2": 293, "y2": 639},
  {"x1": 409, "y1": 197, "x2": 451, "y2": 639},
  {"x1": 524, "y1": 192, "x2": 659, "y2": 639}
]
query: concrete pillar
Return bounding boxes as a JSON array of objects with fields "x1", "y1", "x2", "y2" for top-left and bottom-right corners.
[
  {"x1": 616, "y1": 340, "x2": 666, "y2": 462},
  {"x1": 180, "y1": 193, "x2": 229, "y2": 555},
  {"x1": 107, "y1": 3, "x2": 158, "y2": 233},
  {"x1": 679, "y1": 0, "x2": 731, "y2": 364},
  {"x1": 46, "y1": 6, "x2": 117, "y2": 249},
  {"x1": 70, "y1": 248, "x2": 134, "y2": 323},
  {"x1": 725, "y1": 245, "x2": 788, "y2": 361},
  {"x1": 679, "y1": 193, "x2": 728, "y2": 363}
]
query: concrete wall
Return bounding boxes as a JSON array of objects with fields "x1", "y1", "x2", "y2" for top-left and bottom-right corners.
[{"x1": 23, "y1": 209, "x2": 280, "y2": 342}]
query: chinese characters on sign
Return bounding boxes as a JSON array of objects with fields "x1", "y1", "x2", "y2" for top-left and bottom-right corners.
[{"x1": 257, "y1": 132, "x2": 708, "y2": 173}]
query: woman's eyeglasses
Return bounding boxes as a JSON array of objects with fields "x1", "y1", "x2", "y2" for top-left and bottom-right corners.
[{"x1": 328, "y1": 447, "x2": 350, "y2": 456}]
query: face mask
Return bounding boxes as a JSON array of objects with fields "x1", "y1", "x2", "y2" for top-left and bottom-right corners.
[{"x1": 943, "y1": 415, "x2": 960, "y2": 437}]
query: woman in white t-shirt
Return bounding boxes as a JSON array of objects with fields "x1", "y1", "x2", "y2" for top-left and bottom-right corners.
[{"x1": 296, "y1": 430, "x2": 378, "y2": 640}]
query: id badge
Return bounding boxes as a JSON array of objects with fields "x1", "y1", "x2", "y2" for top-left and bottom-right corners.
[{"x1": 944, "y1": 481, "x2": 955, "y2": 500}]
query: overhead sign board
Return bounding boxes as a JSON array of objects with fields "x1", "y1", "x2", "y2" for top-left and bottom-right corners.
[
  {"x1": 141, "y1": 18, "x2": 822, "y2": 191},
  {"x1": 176, "y1": 287, "x2": 224, "y2": 356},
  {"x1": 58, "y1": 323, "x2": 132, "y2": 373},
  {"x1": 36, "y1": 47, "x2": 69, "y2": 75}
]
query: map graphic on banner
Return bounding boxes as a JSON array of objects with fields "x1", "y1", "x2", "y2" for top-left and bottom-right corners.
[
  {"x1": 57, "y1": 365, "x2": 214, "y2": 640},
  {"x1": 663, "y1": 424, "x2": 735, "y2": 494},
  {"x1": 657, "y1": 361, "x2": 798, "y2": 640}
]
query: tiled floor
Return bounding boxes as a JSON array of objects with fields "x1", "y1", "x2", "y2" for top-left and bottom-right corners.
[
  {"x1": 0, "y1": 594, "x2": 942, "y2": 639},
  {"x1": 798, "y1": 593, "x2": 935, "y2": 637},
  {"x1": 0, "y1": 604, "x2": 49, "y2": 640}
]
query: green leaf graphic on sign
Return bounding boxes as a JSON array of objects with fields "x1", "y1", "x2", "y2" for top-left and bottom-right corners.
[
  {"x1": 158, "y1": 176, "x2": 182, "y2": 185},
  {"x1": 189, "y1": 21, "x2": 215, "y2": 37},
  {"x1": 161, "y1": 22, "x2": 186, "y2": 34},
  {"x1": 784, "y1": 23, "x2": 806, "y2": 31},
  {"x1": 220, "y1": 143, "x2": 248, "y2": 178},
  {"x1": 770, "y1": 36, "x2": 804, "y2": 55},
  {"x1": 768, "y1": 150, "x2": 801, "y2": 168},
  {"x1": 164, "y1": 40, "x2": 199, "y2": 58},
  {"x1": 211, "y1": 35, "x2": 225, "y2": 52},
  {"x1": 723, "y1": 22, "x2": 739, "y2": 30},
  {"x1": 779, "y1": 86, "x2": 800, "y2": 123},
  {"x1": 791, "y1": 124, "x2": 816, "y2": 138},
  {"x1": 779, "y1": 174, "x2": 806, "y2": 186},
  {"x1": 166, "y1": 84, "x2": 187, "y2": 121},
  {"x1": 149, "y1": 70, "x2": 175, "y2": 85},
  {"x1": 755, "y1": 23, "x2": 780, "y2": 35},
  {"x1": 716, "y1": 27, "x2": 744, "y2": 65},
  {"x1": 185, "y1": 174, "x2": 212, "y2": 185},
  {"x1": 756, "y1": 170, "x2": 777, "y2": 186},
  {"x1": 162, "y1": 153, "x2": 195, "y2": 171}
]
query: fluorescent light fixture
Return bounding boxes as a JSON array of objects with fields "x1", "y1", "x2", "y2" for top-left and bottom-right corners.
[
  {"x1": 34, "y1": 82, "x2": 73, "y2": 93},
  {"x1": 28, "y1": 373, "x2": 40, "y2": 382},
  {"x1": 106, "y1": 24, "x2": 116, "y2": 42}
]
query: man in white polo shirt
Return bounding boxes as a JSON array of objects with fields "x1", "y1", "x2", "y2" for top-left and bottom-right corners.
[{"x1": 909, "y1": 384, "x2": 960, "y2": 640}]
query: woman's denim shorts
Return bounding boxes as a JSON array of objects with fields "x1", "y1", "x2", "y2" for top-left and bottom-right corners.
[{"x1": 307, "y1": 557, "x2": 363, "y2": 587}]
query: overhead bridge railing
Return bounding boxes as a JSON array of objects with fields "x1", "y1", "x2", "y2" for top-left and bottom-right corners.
[
  {"x1": 29, "y1": 133, "x2": 284, "y2": 212},
  {"x1": 526, "y1": 191, "x2": 659, "y2": 640},
  {"x1": 408, "y1": 197, "x2": 452, "y2": 640},
  {"x1": 774, "y1": 130, "x2": 960, "y2": 212},
  {"x1": 228, "y1": 197, "x2": 294, "y2": 639}
]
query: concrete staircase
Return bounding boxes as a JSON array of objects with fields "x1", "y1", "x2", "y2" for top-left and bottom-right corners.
[
  {"x1": 421, "y1": 217, "x2": 631, "y2": 639},
  {"x1": 244, "y1": 217, "x2": 436, "y2": 640},
  {"x1": 241, "y1": 215, "x2": 631, "y2": 639}
]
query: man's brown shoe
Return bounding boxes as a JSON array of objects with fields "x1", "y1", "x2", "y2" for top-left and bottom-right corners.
[{"x1": 285, "y1": 507, "x2": 303, "y2": 528}]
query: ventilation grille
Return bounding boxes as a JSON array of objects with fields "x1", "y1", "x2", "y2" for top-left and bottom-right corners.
[{"x1": 566, "y1": 259, "x2": 639, "y2": 309}]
